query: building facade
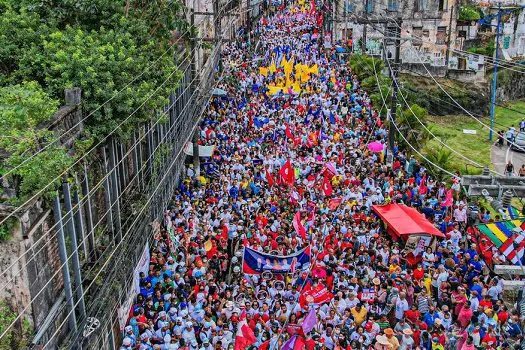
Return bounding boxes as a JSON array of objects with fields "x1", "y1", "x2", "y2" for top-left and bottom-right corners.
[{"x1": 332, "y1": 0, "x2": 458, "y2": 66}]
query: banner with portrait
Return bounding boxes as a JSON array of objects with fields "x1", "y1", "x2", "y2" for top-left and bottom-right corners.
[{"x1": 242, "y1": 246, "x2": 311, "y2": 275}]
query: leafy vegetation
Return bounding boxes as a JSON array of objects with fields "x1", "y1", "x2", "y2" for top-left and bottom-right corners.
[
  {"x1": 0, "y1": 0, "x2": 190, "y2": 203},
  {"x1": 0, "y1": 301, "x2": 32, "y2": 349},
  {"x1": 468, "y1": 38, "x2": 495, "y2": 57},
  {"x1": 458, "y1": 4, "x2": 482, "y2": 22}
]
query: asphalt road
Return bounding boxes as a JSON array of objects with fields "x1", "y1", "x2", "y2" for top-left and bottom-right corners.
[{"x1": 492, "y1": 143, "x2": 525, "y2": 175}]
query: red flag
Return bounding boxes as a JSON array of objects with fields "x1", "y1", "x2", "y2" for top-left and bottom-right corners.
[
  {"x1": 234, "y1": 311, "x2": 256, "y2": 350},
  {"x1": 328, "y1": 197, "x2": 342, "y2": 211},
  {"x1": 419, "y1": 175, "x2": 428, "y2": 195},
  {"x1": 279, "y1": 160, "x2": 295, "y2": 186},
  {"x1": 259, "y1": 341, "x2": 270, "y2": 350},
  {"x1": 310, "y1": 0, "x2": 316, "y2": 13},
  {"x1": 322, "y1": 177, "x2": 333, "y2": 196},
  {"x1": 265, "y1": 168, "x2": 275, "y2": 187},
  {"x1": 300, "y1": 283, "x2": 334, "y2": 308},
  {"x1": 293, "y1": 211, "x2": 307, "y2": 239},
  {"x1": 285, "y1": 124, "x2": 294, "y2": 140},
  {"x1": 256, "y1": 215, "x2": 268, "y2": 229},
  {"x1": 444, "y1": 189, "x2": 453, "y2": 207},
  {"x1": 220, "y1": 224, "x2": 229, "y2": 240}
]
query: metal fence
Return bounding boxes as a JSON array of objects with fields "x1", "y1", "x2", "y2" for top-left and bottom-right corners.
[{"x1": 30, "y1": 42, "x2": 221, "y2": 349}]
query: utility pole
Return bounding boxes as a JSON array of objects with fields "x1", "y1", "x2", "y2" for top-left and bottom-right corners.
[
  {"x1": 214, "y1": 0, "x2": 223, "y2": 72},
  {"x1": 445, "y1": 5, "x2": 454, "y2": 67},
  {"x1": 489, "y1": 4, "x2": 502, "y2": 142},
  {"x1": 362, "y1": 0, "x2": 368, "y2": 53},
  {"x1": 388, "y1": 17, "x2": 402, "y2": 160},
  {"x1": 191, "y1": 0, "x2": 200, "y2": 175},
  {"x1": 478, "y1": 4, "x2": 525, "y2": 141}
]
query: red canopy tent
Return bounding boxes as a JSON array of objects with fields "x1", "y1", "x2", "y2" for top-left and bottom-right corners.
[{"x1": 372, "y1": 203, "x2": 445, "y2": 240}]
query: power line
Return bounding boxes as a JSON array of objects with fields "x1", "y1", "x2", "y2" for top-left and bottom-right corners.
[
  {"x1": 381, "y1": 42, "x2": 503, "y2": 176},
  {"x1": 0, "y1": 1, "x2": 217, "y2": 179},
  {"x1": 345, "y1": 9, "x2": 525, "y2": 152},
  {"x1": 371, "y1": 50, "x2": 457, "y2": 177},
  {"x1": 39, "y1": 32, "x2": 232, "y2": 350},
  {"x1": 0, "y1": 45, "x2": 205, "y2": 291}
]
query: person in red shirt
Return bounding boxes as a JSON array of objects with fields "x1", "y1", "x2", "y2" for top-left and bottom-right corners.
[
  {"x1": 497, "y1": 305, "x2": 509, "y2": 325},
  {"x1": 482, "y1": 327, "x2": 497, "y2": 347},
  {"x1": 413, "y1": 263, "x2": 425, "y2": 281},
  {"x1": 404, "y1": 304, "x2": 421, "y2": 324},
  {"x1": 479, "y1": 295, "x2": 493, "y2": 310}
]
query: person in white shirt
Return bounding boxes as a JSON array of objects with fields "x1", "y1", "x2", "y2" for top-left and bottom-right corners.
[{"x1": 394, "y1": 292, "x2": 409, "y2": 321}]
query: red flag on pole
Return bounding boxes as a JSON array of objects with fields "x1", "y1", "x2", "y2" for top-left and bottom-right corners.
[
  {"x1": 299, "y1": 282, "x2": 333, "y2": 308},
  {"x1": 234, "y1": 311, "x2": 256, "y2": 350},
  {"x1": 279, "y1": 160, "x2": 295, "y2": 186},
  {"x1": 419, "y1": 175, "x2": 428, "y2": 195},
  {"x1": 328, "y1": 197, "x2": 342, "y2": 211},
  {"x1": 444, "y1": 189, "x2": 453, "y2": 207},
  {"x1": 285, "y1": 124, "x2": 294, "y2": 140},
  {"x1": 322, "y1": 177, "x2": 333, "y2": 196},
  {"x1": 293, "y1": 211, "x2": 307, "y2": 239},
  {"x1": 265, "y1": 168, "x2": 275, "y2": 187}
]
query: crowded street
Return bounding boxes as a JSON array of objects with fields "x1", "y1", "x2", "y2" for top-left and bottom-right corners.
[{"x1": 120, "y1": 2, "x2": 523, "y2": 350}]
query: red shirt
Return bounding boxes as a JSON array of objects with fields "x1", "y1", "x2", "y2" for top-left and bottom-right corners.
[
  {"x1": 405, "y1": 309, "x2": 421, "y2": 324},
  {"x1": 413, "y1": 267, "x2": 424, "y2": 280}
]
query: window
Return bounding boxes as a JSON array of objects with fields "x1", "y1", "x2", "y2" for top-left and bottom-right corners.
[
  {"x1": 438, "y1": 0, "x2": 446, "y2": 11},
  {"x1": 365, "y1": 0, "x2": 374, "y2": 13},
  {"x1": 388, "y1": 0, "x2": 398, "y2": 11},
  {"x1": 458, "y1": 30, "x2": 466, "y2": 39},
  {"x1": 436, "y1": 26, "x2": 446, "y2": 44},
  {"x1": 415, "y1": 0, "x2": 426, "y2": 11},
  {"x1": 412, "y1": 26, "x2": 423, "y2": 45},
  {"x1": 345, "y1": 0, "x2": 354, "y2": 13}
]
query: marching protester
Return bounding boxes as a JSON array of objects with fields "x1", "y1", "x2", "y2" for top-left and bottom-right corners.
[{"x1": 121, "y1": 1, "x2": 524, "y2": 349}]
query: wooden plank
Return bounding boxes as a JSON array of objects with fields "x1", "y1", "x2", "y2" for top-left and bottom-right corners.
[{"x1": 494, "y1": 265, "x2": 525, "y2": 275}]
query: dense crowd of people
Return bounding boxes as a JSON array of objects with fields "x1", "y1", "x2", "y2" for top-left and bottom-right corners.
[{"x1": 120, "y1": 3, "x2": 524, "y2": 350}]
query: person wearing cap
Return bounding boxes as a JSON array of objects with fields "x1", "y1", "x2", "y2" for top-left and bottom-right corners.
[
  {"x1": 182, "y1": 321, "x2": 196, "y2": 345},
  {"x1": 398, "y1": 328, "x2": 414, "y2": 350},
  {"x1": 139, "y1": 333, "x2": 154, "y2": 350},
  {"x1": 200, "y1": 337, "x2": 213, "y2": 350},
  {"x1": 123, "y1": 325, "x2": 137, "y2": 347},
  {"x1": 120, "y1": 337, "x2": 133, "y2": 350},
  {"x1": 383, "y1": 328, "x2": 399, "y2": 350}
]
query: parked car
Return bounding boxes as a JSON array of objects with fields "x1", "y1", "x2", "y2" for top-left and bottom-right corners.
[{"x1": 511, "y1": 132, "x2": 525, "y2": 152}]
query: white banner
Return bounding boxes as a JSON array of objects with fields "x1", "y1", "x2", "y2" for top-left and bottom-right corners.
[{"x1": 118, "y1": 242, "x2": 150, "y2": 330}]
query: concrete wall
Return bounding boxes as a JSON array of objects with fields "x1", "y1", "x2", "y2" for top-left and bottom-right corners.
[
  {"x1": 333, "y1": 0, "x2": 458, "y2": 65},
  {"x1": 0, "y1": 202, "x2": 63, "y2": 345}
]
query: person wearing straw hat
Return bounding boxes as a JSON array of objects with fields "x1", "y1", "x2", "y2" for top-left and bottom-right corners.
[
  {"x1": 383, "y1": 328, "x2": 399, "y2": 350},
  {"x1": 374, "y1": 335, "x2": 391, "y2": 350},
  {"x1": 399, "y1": 328, "x2": 414, "y2": 350}
]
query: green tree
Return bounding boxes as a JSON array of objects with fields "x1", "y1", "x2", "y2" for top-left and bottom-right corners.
[
  {"x1": 349, "y1": 54, "x2": 384, "y2": 81},
  {"x1": 424, "y1": 146, "x2": 454, "y2": 180},
  {"x1": 0, "y1": 82, "x2": 73, "y2": 200},
  {"x1": 397, "y1": 103, "x2": 431, "y2": 147}
]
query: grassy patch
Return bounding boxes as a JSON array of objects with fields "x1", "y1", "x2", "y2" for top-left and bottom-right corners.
[
  {"x1": 424, "y1": 100, "x2": 525, "y2": 175},
  {"x1": 424, "y1": 115, "x2": 492, "y2": 174}
]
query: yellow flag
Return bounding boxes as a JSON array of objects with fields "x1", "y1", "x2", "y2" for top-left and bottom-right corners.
[
  {"x1": 269, "y1": 63, "x2": 277, "y2": 74},
  {"x1": 280, "y1": 56, "x2": 288, "y2": 68},
  {"x1": 309, "y1": 64, "x2": 319, "y2": 75},
  {"x1": 259, "y1": 67, "x2": 269, "y2": 77}
]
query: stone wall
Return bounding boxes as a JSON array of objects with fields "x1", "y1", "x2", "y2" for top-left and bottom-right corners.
[
  {"x1": 494, "y1": 66, "x2": 525, "y2": 102},
  {"x1": 0, "y1": 201, "x2": 62, "y2": 344}
]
